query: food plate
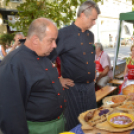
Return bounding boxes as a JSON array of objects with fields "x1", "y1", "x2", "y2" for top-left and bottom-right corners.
[
  {"x1": 78, "y1": 107, "x2": 113, "y2": 130},
  {"x1": 96, "y1": 120, "x2": 134, "y2": 132},
  {"x1": 78, "y1": 108, "x2": 134, "y2": 132},
  {"x1": 107, "y1": 113, "x2": 134, "y2": 128},
  {"x1": 117, "y1": 101, "x2": 134, "y2": 111},
  {"x1": 102, "y1": 95, "x2": 127, "y2": 107}
]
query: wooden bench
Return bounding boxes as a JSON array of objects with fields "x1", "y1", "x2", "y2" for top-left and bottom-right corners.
[
  {"x1": 95, "y1": 85, "x2": 117, "y2": 102},
  {"x1": 109, "y1": 79, "x2": 123, "y2": 85},
  {"x1": 115, "y1": 72, "x2": 124, "y2": 79}
]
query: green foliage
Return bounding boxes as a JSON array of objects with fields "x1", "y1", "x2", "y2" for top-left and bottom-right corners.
[
  {"x1": 132, "y1": 5, "x2": 134, "y2": 11},
  {"x1": 0, "y1": 33, "x2": 14, "y2": 46},
  {"x1": 126, "y1": 57, "x2": 134, "y2": 65},
  {"x1": 6, "y1": 0, "x2": 102, "y2": 36}
]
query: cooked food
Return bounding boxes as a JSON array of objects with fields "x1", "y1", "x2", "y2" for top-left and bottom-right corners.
[
  {"x1": 100, "y1": 114, "x2": 107, "y2": 122},
  {"x1": 88, "y1": 121, "x2": 96, "y2": 127},
  {"x1": 112, "y1": 96, "x2": 126, "y2": 103},
  {"x1": 126, "y1": 94, "x2": 134, "y2": 101},
  {"x1": 110, "y1": 102, "x2": 123, "y2": 108},
  {"x1": 84, "y1": 110, "x2": 95, "y2": 122},
  {"x1": 93, "y1": 115, "x2": 101, "y2": 121},
  {"x1": 119, "y1": 101, "x2": 134, "y2": 109},
  {"x1": 84, "y1": 108, "x2": 113, "y2": 124},
  {"x1": 122, "y1": 84, "x2": 134, "y2": 95},
  {"x1": 99, "y1": 109, "x2": 109, "y2": 116},
  {"x1": 110, "y1": 115, "x2": 132, "y2": 125}
]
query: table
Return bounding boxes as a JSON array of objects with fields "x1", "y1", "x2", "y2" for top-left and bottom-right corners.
[
  {"x1": 95, "y1": 85, "x2": 117, "y2": 102},
  {"x1": 109, "y1": 79, "x2": 123, "y2": 85},
  {"x1": 70, "y1": 124, "x2": 134, "y2": 134},
  {"x1": 115, "y1": 72, "x2": 124, "y2": 79}
]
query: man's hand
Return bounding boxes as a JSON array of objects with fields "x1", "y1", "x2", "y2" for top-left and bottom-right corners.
[
  {"x1": 9, "y1": 39, "x2": 21, "y2": 53},
  {"x1": 13, "y1": 39, "x2": 20, "y2": 49},
  {"x1": 96, "y1": 66, "x2": 109, "y2": 82},
  {"x1": 59, "y1": 76, "x2": 75, "y2": 89}
]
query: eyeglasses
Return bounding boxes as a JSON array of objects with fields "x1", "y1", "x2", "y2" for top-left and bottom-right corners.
[{"x1": 82, "y1": 5, "x2": 95, "y2": 13}]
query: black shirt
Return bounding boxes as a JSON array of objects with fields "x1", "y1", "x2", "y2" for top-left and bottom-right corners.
[
  {"x1": 49, "y1": 23, "x2": 95, "y2": 83},
  {"x1": 0, "y1": 44, "x2": 64, "y2": 134}
]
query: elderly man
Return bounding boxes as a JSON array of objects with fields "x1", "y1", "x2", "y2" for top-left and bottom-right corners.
[
  {"x1": 49, "y1": 0, "x2": 100, "y2": 130},
  {"x1": 95, "y1": 42, "x2": 113, "y2": 88},
  {"x1": 0, "y1": 18, "x2": 65, "y2": 134}
]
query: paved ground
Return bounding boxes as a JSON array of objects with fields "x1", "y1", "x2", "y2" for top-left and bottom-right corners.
[{"x1": 104, "y1": 45, "x2": 131, "y2": 61}]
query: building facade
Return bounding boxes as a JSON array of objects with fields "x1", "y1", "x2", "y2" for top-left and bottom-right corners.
[
  {"x1": 0, "y1": 0, "x2": 24, "y2": 34},
  {"x1": 0, "y1": 0, "x2": 133, "y2": 44},
  {"x1": 91, "y1": 0, "x2": 133, "y2": 47}
]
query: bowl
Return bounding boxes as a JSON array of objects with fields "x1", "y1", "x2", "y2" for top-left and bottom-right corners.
[{"x1": 107, "y1": 113, "x2": 134, "y2": 128}]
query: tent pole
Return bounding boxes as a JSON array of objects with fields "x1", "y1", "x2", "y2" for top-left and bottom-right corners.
[{"x1": 113, "y1": 20, "x2": 122, "y2": 78}]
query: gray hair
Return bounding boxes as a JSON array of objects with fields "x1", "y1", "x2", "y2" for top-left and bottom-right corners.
[
  {"x1": 95, "y1": 42, "x2": 103, "y2": 51},
  {"x1": 77, "y1": 0, "x2": 100, "y2": 17},
  {"x1": 27, "y1": 18, "x2": 56, "y2": 40},
  {"x1": 15, "y1": 32, "x2": 24, "y2": 38}
]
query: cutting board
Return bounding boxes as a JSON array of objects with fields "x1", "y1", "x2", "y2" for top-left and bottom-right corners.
[
  {"x1": 96, "y1": 121, "x2": 134, "y2": 132},
  {"x1": 78, "y1": 108, "x2": 134, "y2": 133}
]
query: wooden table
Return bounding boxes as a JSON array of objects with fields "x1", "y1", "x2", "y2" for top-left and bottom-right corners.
[
  {"x1": 109, "y1": 79, "x2": 123, "y2": 85},
  {"x1": 115, "y1": 72, "x2": 124, "y2": 79},
  {"x1": 95, "y1": 86, "x2": 117, "y2": 102}
]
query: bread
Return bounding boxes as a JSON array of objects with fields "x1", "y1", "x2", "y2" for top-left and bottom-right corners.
[
  {"x1": 84, "y1": 110, "x2": 95, "y2": 122},
  {"x1": 122, "y1": 84, "x2": 134, "y2": 95},
  {"x1": 112, "y1": 96, "x2": 126, "y2": 103},
  {"x1": 117, "y1": 101, "x2": 134, "y2": 110}
]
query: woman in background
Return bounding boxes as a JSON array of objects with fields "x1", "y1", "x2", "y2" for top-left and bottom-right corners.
[
  {"x1": 124, "y1": 45, "x2": 134, "y2": 79},
  {"x1": 119, "y1": 45, "x2": 134, "y2": 94}
]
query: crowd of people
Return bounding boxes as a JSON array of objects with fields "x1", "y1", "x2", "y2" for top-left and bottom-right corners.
[{"x1": 0, "y1": 0, "x2": 134, "y2": 134}]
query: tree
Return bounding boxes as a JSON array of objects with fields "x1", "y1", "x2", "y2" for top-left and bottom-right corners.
[
  {"x1": 0, "y1": 33, "x2": 14, "y2": 46},
  {"x1": 6, "y1": 0, "x2": 102, "y2": 35}
]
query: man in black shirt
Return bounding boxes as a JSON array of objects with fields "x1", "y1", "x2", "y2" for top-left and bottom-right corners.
[
  {"x1": 49, "y1": 0, "x2": 100, "y2": 130},
  {"x1": 0, "y1": 18, "x2": 65, "y2": 134}
]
